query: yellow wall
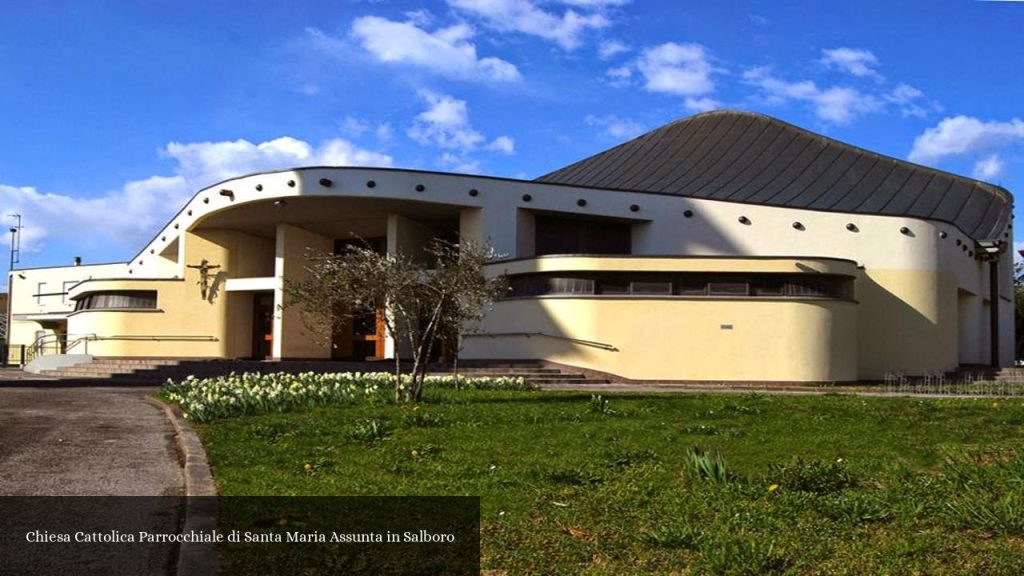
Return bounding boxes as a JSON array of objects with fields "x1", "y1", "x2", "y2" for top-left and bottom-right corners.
[
  {"x1": 855, "y1": 269, "x2": 959, "y2": 379},
  {"x1": 464, "y1": 297, "x2": 858, "y2": 382},
  {"x1": 63, "y1": 229, "x2": 273, "y2": 357}
]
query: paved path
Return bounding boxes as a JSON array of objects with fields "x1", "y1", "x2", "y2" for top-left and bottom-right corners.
[{"x1": 0, "y1": 384, "x2": 183, "y2": 495}]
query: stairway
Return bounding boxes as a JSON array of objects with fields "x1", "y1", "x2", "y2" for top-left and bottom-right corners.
[
  {"x1": 33, "y1": 358, "x2": 610, "y2": 386},
  {"x1": 962, "y1": 367, "x2": 1024, "y2": 382}
]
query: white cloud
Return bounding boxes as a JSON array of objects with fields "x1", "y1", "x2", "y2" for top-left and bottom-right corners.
[
  {"x1": 345, "y1": 17, "x2": 520, "y2": 82},
  {"x1": 908, "y1": 115, "x2": 1024, "y2": 164},
  {"x1": 407, "y1": 91, "x2": 486, "y2": 151},
  {"x1": 973, "y1": 154, "x2": 1005, "y2": 180},
  {"x1": 341, "y1": 116, "x2": 370, "y2": 137},
  {"x1": 598, "y1": 39, "x2": 629, "y2": 59},
  {"x1": 446, "y1": 0, "x2": 611, "y2": 50},
  {"x1": 164, "y1": 136, "x2": 392, "y2": 185},
  {"x1": 684, "y1": 97, "x2": 721, "y2": 113},
  {"x1": 487, "y1": 136, "x2": 516, "y2": 154},
  {"x1": 407, "y1": 91, "x2": 515, "y2": 171},
  {"x1": 742, "y1": 66, "x2": 881, "y2": 125},
  {"x1": 585, "y1": 114, "x2": 646, "y2": 139},
  {"x1": 559, "y1": 0, "x2": 631, "y2": 6},
  {"x1": 885, "y1": 83, "x2": 928, "y2": 118},
  {"x1": 1, "y1": 136, "x2": 392, "y2": 255},
  {"x1": 375, "y1": 123, "x2": 394, "y2": 143},
  {"x1": 605, "y1": 65, "x2": 632, "y2": 86},
  {"x1": 0, "y1": 177, "x2": 190, "y2": 256},
  {"x1": 820, "y1": 47, "x2": 882, "y2": 80},
  {"x1": 439, "y1": 152, "x2": 481, "y2": 174},
  {"x1": 636, "y1": 43, "x2": 717, "y2": 97}
]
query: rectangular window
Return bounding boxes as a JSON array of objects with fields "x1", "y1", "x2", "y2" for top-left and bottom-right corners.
[
  {"x1": 596, "y1": 276, "x2": 629, "y2": 295},
  {"x1": 501, "y1": 272, "x2": 849, "y2": 301},
  {"x1": 785, "y1": 278, "x2": 829, "y2": 298},
  {"x1": 708, "y1": 278, "x2": 749, "y2": 296},
  {"x1": 630, "y1": 281, "x2": 672, "y2": 295},
  {"x1": 751, "y1": 276, "x2": 785, "y2": 296},
  {"x1": 534, "y1": 216, "x2": 631, "y2": 256},
  {"x1": 74, "y1": 291, "x2": 157, "y2": 311},
  {"x1": 62, "y1": 281, "x2": 77, "y2": 304},
  {"x1": 547, "y1": 277, "x2": 594, "y2": 294},
  {"x1": 675, "y1": 275, "x2": 707, "y2": 296},
  {"x1": 36, "y1": 282, "x2": 46, "y2": 306}
]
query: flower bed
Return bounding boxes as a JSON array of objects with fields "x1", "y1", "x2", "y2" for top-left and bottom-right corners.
[{"x1": 160, "y1": 371, "x2": 531, "y2": 422}]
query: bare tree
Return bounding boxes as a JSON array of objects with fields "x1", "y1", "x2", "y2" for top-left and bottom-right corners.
[{"x1": 284, "y1": 238, "x2": 506, "y2": 402}]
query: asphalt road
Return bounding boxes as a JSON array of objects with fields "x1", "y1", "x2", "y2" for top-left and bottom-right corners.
[{"x1": 0, "y1": 385, "x2": 183, "y2": 496}]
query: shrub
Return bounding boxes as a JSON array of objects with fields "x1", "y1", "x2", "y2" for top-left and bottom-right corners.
[
  {"x1": 348, "y1": 419, "x2": 390, "y2": 443},
  {"x1": 160, "y1": 371, "x2": 530, "y2": 422},
  {"x1": 687, "y1": 447, "x2": 732, "y2": 484}
]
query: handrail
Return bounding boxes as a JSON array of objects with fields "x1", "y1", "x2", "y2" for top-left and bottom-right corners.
[
  {"x1": 25, "y1": 332, "x2": 95, "y2": 363},
  {"x1": 462, "y1": 331, "x2": 618, "y2": 351},
  {"x1": 25, "y1": 333, "x2": 219, "y2": 358},
  {"x1": 66, "y1": 334, "x2": 218, "y2": 354}
]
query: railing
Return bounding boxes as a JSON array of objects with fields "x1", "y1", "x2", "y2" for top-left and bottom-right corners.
[
  {"x1": 66, "y1": 334, "x2": 219, "y2": 355},
  {"x1": 462, "y1": 331, "x2": 618, "y2": 351},
  {"x1": 24, "y1": 332, "x2": 95, "y2": 364},
  {"x1": 20, "y1": 333, "x2": 219, "y2": 362}
]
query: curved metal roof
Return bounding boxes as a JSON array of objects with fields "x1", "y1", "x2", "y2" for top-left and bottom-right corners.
[{"x1": 536, "y1": 110, "x2": 1013, "y2": 242}]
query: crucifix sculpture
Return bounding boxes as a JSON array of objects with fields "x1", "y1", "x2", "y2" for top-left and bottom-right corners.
[{"x1": 187, "y1": 259, "x2": 221, "y2": 300}]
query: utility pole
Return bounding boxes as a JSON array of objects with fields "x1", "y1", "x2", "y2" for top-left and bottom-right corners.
[{"x1": 7, "y1": 214, "x2": 21, "y2": 271}]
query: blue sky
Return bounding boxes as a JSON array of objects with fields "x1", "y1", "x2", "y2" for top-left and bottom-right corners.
[{"x1": 1, "y1": 0, "x2": 1023, "y2": 274}]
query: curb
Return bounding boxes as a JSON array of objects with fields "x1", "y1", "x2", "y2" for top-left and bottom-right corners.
[{"x1": 148, "y1": 397, "x2": 219, "y2": 576}]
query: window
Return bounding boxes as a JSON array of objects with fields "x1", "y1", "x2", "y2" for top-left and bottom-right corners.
[
  {"x1": 74, "y1": 290, "x2": 157, "y2": 311},
  {"x1": 630, "y1": 280, "x2": 672, "y2": 295},
  {"x1": 503, "y1": 272, "x2": 852, "y2": 300},
  {"x1": 708, "y1": 278, "x2": 748, "y2": 296},
  {"x1": 534, "y1": 216, "x2": 631, "y2": 256},
  {"x1": 751, "y1": 276, "x2": 785, "y2": 296},
  {"x1": 62, "y1": 281, "x2": 77, "y2": 304},
  {"x1": 36, "y1": 282, "x2": 46, "y2": 305}
]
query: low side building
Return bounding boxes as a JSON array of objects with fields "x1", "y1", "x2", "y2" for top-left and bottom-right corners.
[{"x1": 7, "y1": 110, "x2": 1015, "y2": 381}]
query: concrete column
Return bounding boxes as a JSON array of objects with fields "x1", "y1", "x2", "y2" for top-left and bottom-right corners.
[{"x1": 273, "y1": 223, "x2": 333, "y2": 359}]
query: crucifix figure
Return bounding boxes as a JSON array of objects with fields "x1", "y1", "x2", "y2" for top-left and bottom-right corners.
[{"x1": 187, "y1": 259, "x2": 221, "y2": 300}]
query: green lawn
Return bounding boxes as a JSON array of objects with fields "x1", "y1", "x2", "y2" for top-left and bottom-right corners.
[{"x1": 197, "y1": 390, "x2": 1024, "y2": 575}]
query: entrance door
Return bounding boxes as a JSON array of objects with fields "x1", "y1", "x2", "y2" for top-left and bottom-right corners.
[
  {"x1": 332, "y1": 306, "x2": 386, "y2": 361},
  {"x1": 252, "y1": 293, "x2": 274, "y2": 359}
]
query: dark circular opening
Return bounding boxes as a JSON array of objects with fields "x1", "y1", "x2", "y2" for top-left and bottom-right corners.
[{"x1": 522, "y1": 194, "x2": 532, "y2": 202}]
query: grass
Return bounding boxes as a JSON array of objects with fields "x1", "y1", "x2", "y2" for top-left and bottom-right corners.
[{"x1": 194, "y1": 389, "x2": 1024, "y2": 575}]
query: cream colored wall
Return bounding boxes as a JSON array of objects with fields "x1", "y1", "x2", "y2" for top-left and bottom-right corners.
[
  {"x1": 465, "y1": 256, "x2": 859, "y2": 381},
  {"x1": 59, "y1": 229, "x2": 275, "y2": 357},
  {"x1": 7, "y1": 263, "x2": 128, "y2": 350},
  {"x1": 855, "y1": 269, "x2": 958, "y2": 378},
  {"x1": 465, "y1": 297, "x2": 858, "y2": 382},
  {"x1": 273, "y1": 223, "x2": 332, "y2": 359}
]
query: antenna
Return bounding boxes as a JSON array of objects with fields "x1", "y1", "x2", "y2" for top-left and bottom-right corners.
[{"x1": 8, "y1": 214, "x2": 21, "y2": 271}]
